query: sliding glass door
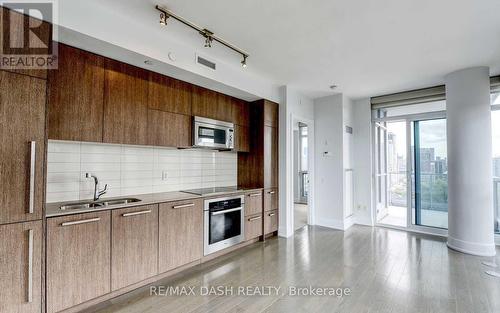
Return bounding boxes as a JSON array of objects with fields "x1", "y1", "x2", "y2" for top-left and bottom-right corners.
[
  {"x1": 412, "y1": 118, "x2": 448, "y2": 229},
  {"x1": 373, "y1": 102, "x2": 448, "y2": 233}
]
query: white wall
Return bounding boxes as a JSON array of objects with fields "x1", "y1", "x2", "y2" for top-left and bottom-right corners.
[
  {"x1": 351, "y1": 98, "x2": 374, "y2": 226},
  {"x1": 313, "y1": 94, "x2": 345, "y2": 229},
  {"x1": 279, "y1": 86, "x2": 315, "y2": 237},
  {"x1": 46, "y1": 141, "x2": 237, "y2": 203}
]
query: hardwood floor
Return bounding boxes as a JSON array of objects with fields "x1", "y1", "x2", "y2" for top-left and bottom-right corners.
[{"x1": 85, "y1": 226, "x2": 500, "y2": 313}]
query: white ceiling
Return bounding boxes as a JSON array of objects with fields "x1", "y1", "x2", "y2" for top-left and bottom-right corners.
[{"x1": 60, "y1": 0, "x2": 500, "y2": 100}]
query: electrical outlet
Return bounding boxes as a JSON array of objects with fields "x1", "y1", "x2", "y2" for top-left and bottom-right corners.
[{"x1": 162, "y1": 171, "x2": 168, "y2": 181}]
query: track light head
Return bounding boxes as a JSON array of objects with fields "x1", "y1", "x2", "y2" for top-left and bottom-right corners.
[
  {"x1": 204, "y1": 36, "x2": 213, "y2": 48},
  {"x1": 159, "y1": 12, "x2": 168, "y2": 26},
  {"x1": 241, "y1": 55, "x2": 247, "y2": 68},
  {"x1": 200, "y1": 29, "x2": 214, "y2": 48}
]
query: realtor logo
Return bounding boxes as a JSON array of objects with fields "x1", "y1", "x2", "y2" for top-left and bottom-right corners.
[{"x1": 0, "y1": 0, "x2": 58, "y2": 70}]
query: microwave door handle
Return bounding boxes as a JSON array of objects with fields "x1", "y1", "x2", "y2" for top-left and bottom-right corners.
[{"x1": 211, "y1": 207, "x2": 242, "y2": 216}]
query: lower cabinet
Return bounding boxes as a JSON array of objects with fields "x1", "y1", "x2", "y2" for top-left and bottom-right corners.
[
  {"x1": 111, "y1": 205, "x2": 158, "y2": 290},
  {"x1": 0, "y1": 220, "x2": 42, "y2": 313},
  {"x1": 245, "y1": 213, "x2": 263, "y2": 240},
  {"x1": 264, "y1": 188, "x2": 278, "y2": 212},
  {"x1": 245, "y1": 191, "x2": 263, "y2": 216},
  {"x1": 159, "y1": 199, "x2": 203, "y2": 273},
  {"x1": 46, "y1": 211, "x2": 111, "y2": 313},
  {"x1": 264, "y1": 210, "x2": 278, "y2": 234}
]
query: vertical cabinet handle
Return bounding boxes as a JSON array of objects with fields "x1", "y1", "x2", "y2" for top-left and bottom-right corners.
[
  {"x1": 27, "y1": 229, "x2": 33, "y2": 303},
  {"x1": 28, "y1": 141, "x2": 36, "y2": 214}
]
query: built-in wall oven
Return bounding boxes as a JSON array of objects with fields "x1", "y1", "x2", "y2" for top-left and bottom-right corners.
[
  {"x1": 193, "y1": 116, "x2": 234, "y2": 150},
  {"x1": 204, "y1": 195, "x2": 244, "y2": 255}
]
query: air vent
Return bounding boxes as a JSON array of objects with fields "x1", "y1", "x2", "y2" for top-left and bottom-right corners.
[{"x1": 196, "y1": 55, "x2": 216, "y2": 70}]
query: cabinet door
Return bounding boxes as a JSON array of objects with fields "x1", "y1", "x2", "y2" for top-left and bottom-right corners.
[
  {"x1": 147, "y1": 109, "x2": 191, "y2": 148},
  {"x1": 264, "y1": 188, "x2": 278, "y2": 212},
  {"x1": 0, "y1": 221, "x2": 42, "y2": 313},
  {"x1": 192, "y1": 87, "x2": 232, "y2": 122},
  {"x1": 232, "y1": 98, "x2": 250, "y2": 127},
  {"x1": 159, "y1": 200, "x2": 203, "y2": 273},
  {"x1": 264, "y1": 210, "x2": 278, "y2": 234},
  {"x1": 245, "y1": 213, "x2": 263, "y2": 241},
  {"x1": 245, "y1": 191, "x2": 263, "y2": 216},
  {"x1": 48, "y1": 44, "x2": 105, "y2": 142},
  {"x1": 264, "y1": 100, "x2": 278, "y2": 128},
  {"x1": 264, "y1": 126, "x2": 279, "y2": 188},
  {"x1": 148, "y1": 73, "x2": 192, "y2": 115},
  {"x1": 103, "y1": 59, "x2": 149, "y2": 145},
  {"x1": 111, "y1": 205, "x2": 158, "y2": 290},
  {"x1": 235, "y1": 124, "x2": 250, "y2": 152},
  {"x1": 46, "y1": 211, "x2": 111, "y2": 313},
  {"x1": 0, "y1": 71, "x2": 45, "y2": 224}
]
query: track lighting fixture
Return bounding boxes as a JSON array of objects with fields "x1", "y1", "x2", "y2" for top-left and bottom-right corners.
[
  {"x1": 156, "y1": 5, "x2": 249, "y2": 68},
  {"x1": 159, "y1": 12, "x2": 168, "y2": 26}
]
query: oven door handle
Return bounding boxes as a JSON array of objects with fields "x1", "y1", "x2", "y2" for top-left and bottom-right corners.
[{"x1": 211, "y1": 207, "x2": 242, "y2": 216}]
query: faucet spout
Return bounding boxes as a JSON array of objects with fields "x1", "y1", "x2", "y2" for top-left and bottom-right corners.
[{"x1": 86, "y1": 173, "x2": 108, "y2": 201}]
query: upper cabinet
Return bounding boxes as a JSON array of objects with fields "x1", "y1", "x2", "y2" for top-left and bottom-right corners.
[
  {"x1": 48, "y1": 44, "x2": 105, "y2": 142},
  {"x1": 0, "y1": 71, "x2": 45, "y2": 224},
  {"x1": 264, "y1": 126, "x2": 278, "y2": 188},
  {"x1": 148, "y1": 73, "x2": 192, "y2": 115},
  {"x1": 192, "y1": 86, "x2": 232, "y2": 122},
  {"x1": 264, "y1": 100, "x2": 279, "y2": 128},
  {"x1": 147, "y1": 109, "x2": 191, "y2": 148},
  {"x1": 103, "y1": 59, "x2": 149, "y2": 145},
  {"x1": 232, "y1": 98, "x2": 250, "y2": 127}
]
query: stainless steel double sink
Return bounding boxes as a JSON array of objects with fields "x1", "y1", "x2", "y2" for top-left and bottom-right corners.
[{"x1": 59, "y1": 198, "x2": 141, "y2": 211}]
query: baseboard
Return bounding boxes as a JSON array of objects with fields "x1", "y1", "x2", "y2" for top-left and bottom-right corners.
[
  {"x1": 447, "y1": 235, "x2": 496, "y2": 256},
  {"x1": 315, "y1": 218, "x2": 346, "y2": 230}
]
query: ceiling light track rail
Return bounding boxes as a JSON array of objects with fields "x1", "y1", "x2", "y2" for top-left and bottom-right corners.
[{"x1": 156, "y1": 5, "x2": 249, "y2": 67}]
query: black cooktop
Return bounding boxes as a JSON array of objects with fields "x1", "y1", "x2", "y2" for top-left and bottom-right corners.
[{"x1": 181, "y1": 186, "x2": 240, "y2": 196}]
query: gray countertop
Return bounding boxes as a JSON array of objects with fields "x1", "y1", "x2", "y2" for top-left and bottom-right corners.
[{"x1": 45, "y1": 188, "x2": 263, "y2": 218}]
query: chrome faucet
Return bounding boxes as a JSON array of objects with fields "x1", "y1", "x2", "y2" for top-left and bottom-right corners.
[{"x1": 86, "y1": 173, "x2": 108, "y2": 201}]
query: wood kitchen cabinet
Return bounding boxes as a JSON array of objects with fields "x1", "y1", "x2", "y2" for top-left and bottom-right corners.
[
  {"x1": 159, "y1": 199, "x2": 203, "y2": 273},
  {"x1": 148, "y1": 72, "x2": 192, "y2": 115},
  {"x1": 0, "y1": 221, "x2": 42, "y2": 313},
  {"x1": 235, "y1": 124, "x2": 250, "y2": 152},
  {"x1": 0, "y1": 71, "x2": 45, "y2": 224},
  {"x1": 103, "y1": 59, "x2": 149, "y2": 145},
  {"x1": 264, "y1": 188, "x2": 278, "y2": 212},
  {"x1": 232, "y1": 98, "x2": 250, "y2": 127},
  {"x1": 264, "y1": 210, "x2": 278, "y2": 235},
  {"x1": 111, "y1": 205, "x2": 158, "y2": 290},
  {"x1": 46, "y1": 211, "x2": 111, "y2": 313},
  {"x1": 264, "y1": 100, "x2": 279, "y2": 128},
  {"x1": 192, "y1": 86, "x2": 233, "y2": 122},
  {"x1": 147, "y1": 109, "x2": 191, "y2": 148},
  {"x1": 245, "y1": 191, "x2": 263, "y2": 216},
  {"x1": 245, "y1": 213, "x2": 263, "y2": 241},
  {"x1": 48, "y1": 44, "x2": 105, "y2": 142},
  {"x1": 264, "y1": 126, "x2": 279, "y2": 188}
]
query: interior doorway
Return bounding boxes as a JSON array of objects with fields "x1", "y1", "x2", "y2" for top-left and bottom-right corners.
[{"x1": 294, "y1": 122, "x2": 309, "y2": 230}]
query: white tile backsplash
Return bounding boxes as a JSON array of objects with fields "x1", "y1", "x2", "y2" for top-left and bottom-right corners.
[{"x1": 46, "y1": 140, "x2": 238, "y2": 203}]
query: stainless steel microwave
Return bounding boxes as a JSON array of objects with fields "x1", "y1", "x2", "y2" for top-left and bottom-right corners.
[{"x1": 193, "y1": 116, "x2": 234, "y2": 150}]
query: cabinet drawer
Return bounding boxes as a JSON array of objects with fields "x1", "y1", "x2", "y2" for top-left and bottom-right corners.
[
  {"x1": 111, "y1": 205, "x2": 158, "y2": 290},
  {"x1": 245, "y1": 191, "x2": 263, "y2": 216},
  {"x1": 264, "y1": 210, "x2": 278, "y2": 234},
  {"x1": 159, "y1": 199, "x2": 203, "y2": 272},
  {"x1": 46, "y1": 211, "x2": 111, "y2": 313},
  {"x1": 264, "y1": 188, "x2": 278, "y2": 212},
  {"x1": 245, "y1": 213, "x2": 263, "y2": 241}
]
